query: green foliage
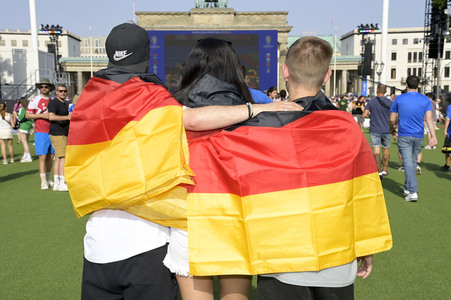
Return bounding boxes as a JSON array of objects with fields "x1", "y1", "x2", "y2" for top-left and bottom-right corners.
[
  {"x1": 432, "y1": 0, "x2": 448, "y2": 10},
  {"x1": 1, "y1": 129, "x2": 450, "y2": 299}
]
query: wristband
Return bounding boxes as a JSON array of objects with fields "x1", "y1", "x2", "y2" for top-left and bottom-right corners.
[{"x1": 246, "y1": 102, "x2": 254, "y2": 119}]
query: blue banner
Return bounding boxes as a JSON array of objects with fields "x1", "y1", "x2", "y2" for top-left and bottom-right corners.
[{"x1": 361, "y1": 76, "x2": 367, "y2": 96}]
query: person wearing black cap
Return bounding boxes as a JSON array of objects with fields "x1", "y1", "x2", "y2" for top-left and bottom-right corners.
[{"x1": 67, "y1": 23, "x2": 300, "y2": 300}]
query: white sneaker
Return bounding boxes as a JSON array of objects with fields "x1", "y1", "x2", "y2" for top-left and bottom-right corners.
[
  {"x1": 424, "y1": 145, "x2": 432, "y2": 149},
  {"x1": 41, "y1": 181, "x2": 49, "y2": 190},
  {"x1": 398, "y1": 166, "x2": 404, "y2": 172},
  {"x1": 10, "y1": 159, "x2": 14, "y2": 163},
  {"x1": 48, "y1": 180, "x2": 54, "y2": 187},
  {"x1": 20, "y1": 157, "x2": 33, "y2": 163},
  {"x1": 53, "y1": 182, "x2": 60, "y2": 191},
  {"x1": 2, "y1": 160, "x2": 7, "y2": 165},
  {"x1": 58, "y1": 182, "x2": 68, "y2": 192},
  {"x1": 405, "y1": 193, "x2": 418, "y2": 202}
]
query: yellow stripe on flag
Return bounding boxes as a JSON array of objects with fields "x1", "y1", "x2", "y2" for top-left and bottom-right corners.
[
  {"x1": 188, "y1": 172, "x2": 392, "y2": 275},
  {"x1": 65, "y1": 105, "x2": 194, "y2": 228}
]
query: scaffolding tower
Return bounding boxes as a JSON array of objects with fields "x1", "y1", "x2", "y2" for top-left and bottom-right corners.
[
  {"x1": 422, "y1": 0, "x2": 451, "y2": 95},
  {"x1": 421, "y1": 0, "x2": 435, "y2": 94}
]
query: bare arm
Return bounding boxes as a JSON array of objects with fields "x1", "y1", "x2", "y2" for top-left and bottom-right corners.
[
  {"x1": 445, "y1": 118, "x2": 450, "y2": 137},
  {"x1": 9, "y1": 113, "x2": 15, "y2": 128},
  {"x1": 26, "y1": 112, "x2": 49, "y2": 120},
  {"x1": 389, "y1": 112, "x2": 398, "y2": 141},
  {"x1": 362, "y1": 109, "x2": 370, "y2": 119},
  {"x1": 425, "y1": 111, "x2": 437, "y2": 147},
  {"x1": 49, "y1": 112, "x2": 71, "y2": 121},
  {"x1": 183, "y1": 101, "x2": 303, "y2": 131}
]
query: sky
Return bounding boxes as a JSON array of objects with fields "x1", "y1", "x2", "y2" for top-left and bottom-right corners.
[{"x1": 0, "y1": 0, "x2": 426, "y2": 38}]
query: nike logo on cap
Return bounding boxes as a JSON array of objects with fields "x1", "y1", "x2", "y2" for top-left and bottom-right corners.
[{"x1": 113, "y1": 50, "x2": 133, "y2": 61}]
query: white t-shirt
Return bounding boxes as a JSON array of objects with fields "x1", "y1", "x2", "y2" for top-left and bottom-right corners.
[
  {"x1": 84, "y1": 209, "x2": 170, "y2": 264},
  {"x1": 261, "y1": 260, "x2": 357, "y2": 288}
]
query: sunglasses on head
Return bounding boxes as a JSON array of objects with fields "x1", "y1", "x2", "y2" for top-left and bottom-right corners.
[{"x1": 40, "y1": 85, "x2": 50, "y2": 89}]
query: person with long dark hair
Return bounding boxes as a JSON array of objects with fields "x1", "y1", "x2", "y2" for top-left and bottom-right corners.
[
  {"x1": 164, "y1": 38, "x2": 261, "y2": 300},
  {"x1": 174, "y1": 38, "x2": 253, "y2": 107}
]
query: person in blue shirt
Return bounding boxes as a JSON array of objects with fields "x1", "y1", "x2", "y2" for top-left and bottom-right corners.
[
  {"x1": 244, "y1": 74, "x2": 273, "y2": 104},
  {"x1": 389, "y1": 75, "x2": 437, "y2": 202},
  {"x1": 249, "y1": 88, "x2": 273, "y2": 103},
  {"x1": 441, "y1": 101, "x2": 451, "y2": 172}
]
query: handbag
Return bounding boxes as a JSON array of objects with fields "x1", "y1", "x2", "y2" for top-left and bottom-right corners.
[{"x1": 442, "y1": 137, "x2": 451, "y2": 154}]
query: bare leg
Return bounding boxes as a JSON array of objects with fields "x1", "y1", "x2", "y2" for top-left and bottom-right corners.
[
  {"x1": 219, "y1": 275, "x2": 252, "y2": 300},
  {"x1": 58, "y1": 157, "x2": 65, "y2": 176},
  {"x1": 53, "y1": 157, "x2": 62, "y2": 176},
  {"x1": 19, "y1": 132, "x2": 30, "y2": 154},
  {"x1": 0, "y1": 139, "x2": 6, "y2": 161},
  {"x1": 7, "y1": 139, "x2": 14, "y2": 160},
  {"x1": 39, "y1": 155, "x2": 47, "y2": 177},
  {"x1": 382, "y1": 147, "x2": 390, "y2": 172},
  {"x1": 45, "y1": 153, "x2": 54, "y2": 174},
  {"x1": 177, "y1": 276, "x2": 214, "y2": 300},
  {"x1": 372, "y1": 146, "x2": 381, "y2": 173}
]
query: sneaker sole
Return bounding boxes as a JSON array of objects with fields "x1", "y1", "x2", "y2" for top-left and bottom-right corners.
[{"x1": 405, "y1": 198, "x2": 418, "y2": 202}]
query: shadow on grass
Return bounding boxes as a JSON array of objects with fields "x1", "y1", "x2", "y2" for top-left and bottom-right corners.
[
  {"x1": 0, "y1": 169, "x2": 39, "y2": 182},
  {"x1": 380, "y1": 176, "x2": 403, "y2": 196},
  {"x1": 420, "y1": 161, "x2": 451, "y2": 179}
]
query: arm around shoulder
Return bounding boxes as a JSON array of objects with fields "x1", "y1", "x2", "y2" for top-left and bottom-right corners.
[{"x1": 183, "y1": 102, "x2": 303, "y2": 131}]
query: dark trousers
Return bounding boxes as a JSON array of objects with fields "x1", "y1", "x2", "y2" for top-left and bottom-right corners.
[
  {"x1": 81, "y1": 244, "x2": 178, "y2": 300},
  {"x1": 258, "y1": 276, "x2": 354, "y2": 300}
]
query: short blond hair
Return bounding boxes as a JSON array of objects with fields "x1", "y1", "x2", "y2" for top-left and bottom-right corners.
[{"x1": 285, "y1": 36, "x2": 332, "y2": 91}]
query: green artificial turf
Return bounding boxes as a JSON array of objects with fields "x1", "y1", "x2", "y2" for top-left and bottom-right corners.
[{"x1": 0, "y1": 128, "x2": 450, "y2": 299}]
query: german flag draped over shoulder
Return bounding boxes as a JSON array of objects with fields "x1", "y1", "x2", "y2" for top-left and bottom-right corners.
[
  {"x1": 65, "y1": 70, "x2": 194, "y2": 229},
  {"x1": 186, "y1": 109, "x2": 392, "y2": 276}
]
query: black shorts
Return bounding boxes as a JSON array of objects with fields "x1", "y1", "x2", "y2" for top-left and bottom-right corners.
[
  {"x1": 257, "y1": 276, "x2": 354, "y2": 300},
  {"x1": 81, "y1": 244, "x2": 178, "y2": 300}
]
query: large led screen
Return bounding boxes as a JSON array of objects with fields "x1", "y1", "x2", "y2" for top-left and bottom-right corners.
[{"x1": 147, "y1": 30, "x2": 278, "y2": 92}]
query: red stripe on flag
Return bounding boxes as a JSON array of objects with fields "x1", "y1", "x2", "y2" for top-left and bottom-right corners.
[
  {"x1": 186, "y1": 110, "x2": 377, "y2": 196},
  {"x1": 68, "y1": 77, "x2": 180, "y2": 145}
]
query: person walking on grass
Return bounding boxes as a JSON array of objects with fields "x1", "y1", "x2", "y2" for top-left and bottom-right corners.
[
  {"x1": 389, "y1": 75, "x2": 437, "y2": 202},
  {"x1": 362, "y1": 84, "x2": 392, "y2": 178}
]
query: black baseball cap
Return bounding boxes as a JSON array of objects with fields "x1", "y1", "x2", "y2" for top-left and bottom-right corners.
[{"x1": 105, "y1": 23, "x2": 150, "y2": 71}]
